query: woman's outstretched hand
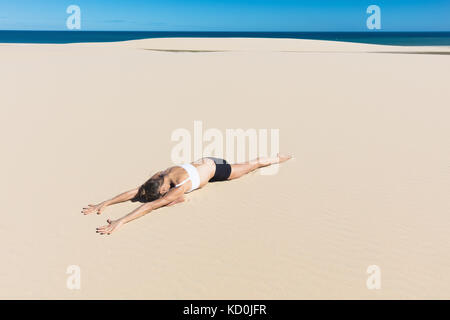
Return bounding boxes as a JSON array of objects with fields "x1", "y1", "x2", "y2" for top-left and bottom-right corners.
[
  {"x1": 82, "y1": 203, "x2": 107, "y2": 215},
  {"x1": 96, "y1": 219, "x2": 124, "y2": 235}
]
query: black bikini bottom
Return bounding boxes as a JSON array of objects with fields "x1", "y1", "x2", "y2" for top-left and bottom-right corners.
[{"x1": 208, "y1": 157, "x2": 232, "y2": 182}]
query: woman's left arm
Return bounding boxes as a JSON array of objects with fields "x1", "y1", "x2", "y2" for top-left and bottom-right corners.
[{"x1": 96, "y1": 187, "x2": 185, "y2": 235}]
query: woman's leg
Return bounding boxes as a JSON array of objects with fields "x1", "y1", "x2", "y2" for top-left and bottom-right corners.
[{"x1": 228, "y1": 153, "x2": 291, "y2": 180}]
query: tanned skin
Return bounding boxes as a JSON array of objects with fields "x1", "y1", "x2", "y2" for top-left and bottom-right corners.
[{"x1": 82, "y1": 154, "x2": 292, "y2": 235}]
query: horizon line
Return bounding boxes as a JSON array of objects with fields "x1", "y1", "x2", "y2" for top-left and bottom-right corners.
[{"x1": 1, "y1": 30, "x2": 450, "y2": 33}]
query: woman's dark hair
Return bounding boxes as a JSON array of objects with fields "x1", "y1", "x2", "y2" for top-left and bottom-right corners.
[{"x1": 132, "y1": 176, "x2": 164, "y2": 203}]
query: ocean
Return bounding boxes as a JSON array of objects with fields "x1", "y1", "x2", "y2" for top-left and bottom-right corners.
[{"x1": 0, "y1": 31, "x2": 449, "y2": 46}]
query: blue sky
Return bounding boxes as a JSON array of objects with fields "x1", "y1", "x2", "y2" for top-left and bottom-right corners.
[{"x1": 0, "y1": 0, "x2": 448, "y2": 31}]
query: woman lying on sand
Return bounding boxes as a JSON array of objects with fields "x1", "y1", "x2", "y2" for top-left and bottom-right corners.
[{"x1": 82, "y1": 154, "x2": 291, "y2": 235}]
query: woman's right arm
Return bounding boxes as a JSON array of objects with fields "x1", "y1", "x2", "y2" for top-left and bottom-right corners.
[
  {"x1": 82, "y1": 188, "x2": 139, "y2": 215},
  {"x1": 96, "y1": 186, "x2": 185, "y2": 234}
]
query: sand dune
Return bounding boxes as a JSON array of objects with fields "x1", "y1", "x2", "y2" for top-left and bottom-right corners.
[{"x1": 0, "y1": 38, "x2": 449, "y2": 299}]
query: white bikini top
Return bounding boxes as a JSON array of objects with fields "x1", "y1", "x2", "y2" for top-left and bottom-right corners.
[{"x1": 175, "y1": 163, "x2": 200, "y2": 193}]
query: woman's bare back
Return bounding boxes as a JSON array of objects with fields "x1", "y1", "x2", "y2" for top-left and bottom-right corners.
[{"x1": 166, "y1": 157, "x2": 216, "y2": 190}]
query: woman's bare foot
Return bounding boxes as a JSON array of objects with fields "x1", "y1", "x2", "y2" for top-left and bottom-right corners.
[
  {"x1": 277, "y1": 153, "x2": 292, "y2": 163},
  {"x1": 256, "y1": 153, "x2": 292, "y2": 166}
]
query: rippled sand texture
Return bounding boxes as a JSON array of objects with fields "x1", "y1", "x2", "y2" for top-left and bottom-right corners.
[{"x1": 0, "y1": 38, "x2": 449, "y2": 299}]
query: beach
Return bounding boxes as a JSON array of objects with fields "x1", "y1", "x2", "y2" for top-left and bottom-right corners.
[{"x1": 0, "y1": 37, "x2": 449, "y2": 299}]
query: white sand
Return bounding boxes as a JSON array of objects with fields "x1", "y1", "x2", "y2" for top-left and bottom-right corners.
[{"x1": 0, "y1": 38, "x2": 449, "y2": 299}]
